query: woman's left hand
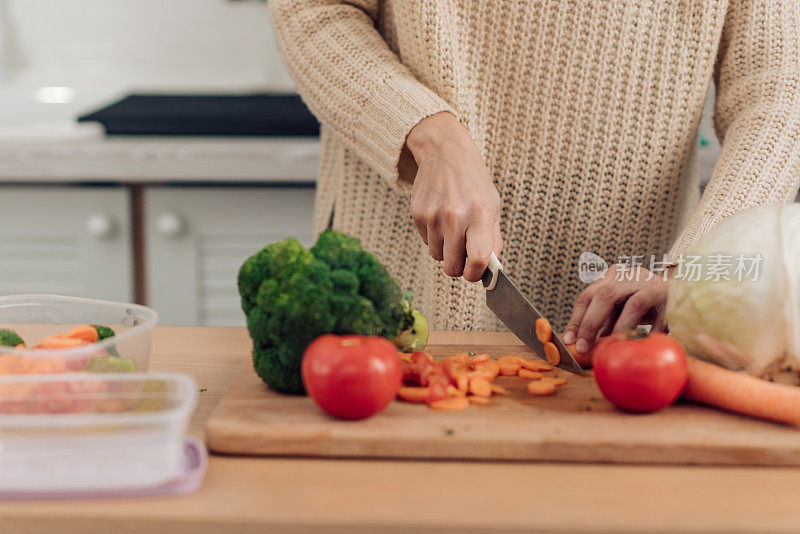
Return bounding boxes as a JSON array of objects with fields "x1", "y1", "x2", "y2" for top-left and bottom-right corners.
[{"x1": 563, "y1": 264, "x2": 672, "y2": 354}]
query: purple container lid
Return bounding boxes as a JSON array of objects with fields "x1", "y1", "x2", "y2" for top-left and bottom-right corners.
[{"x1": 0, "y1": 438, "x2": 207, "y2": 501}]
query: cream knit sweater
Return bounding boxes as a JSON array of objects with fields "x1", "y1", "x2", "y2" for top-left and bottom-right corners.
[{"x1": 270, "y1": 0, "x2": 800, "y2": 331}]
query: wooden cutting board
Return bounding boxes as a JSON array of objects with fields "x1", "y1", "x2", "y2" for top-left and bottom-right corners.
[{"x1": 206, "y1": 331, "x2": 800, "y2": 465}]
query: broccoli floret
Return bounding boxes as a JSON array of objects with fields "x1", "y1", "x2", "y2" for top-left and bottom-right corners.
[
  {"x1": 92, "y1": 325, "x2": 115, "y2": 341},
  {"x1": 0, "y1": 329, "x2": 24, "y2": 347},
  {"x1": 238, "y1": 229, "x2": 420, "y2": 394}
]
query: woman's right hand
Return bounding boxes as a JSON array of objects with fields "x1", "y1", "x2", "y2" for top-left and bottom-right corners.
[{"x1": 405, "y1": 112, "x2": 502, "y2": 282}]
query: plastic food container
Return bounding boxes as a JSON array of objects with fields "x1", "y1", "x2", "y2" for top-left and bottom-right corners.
[
  {"x1": 0, "y1": 372, "x2": 197, "y2": 490},
  {"x1": 0, "y1": 294, "x2": 158, "y2": 374}
]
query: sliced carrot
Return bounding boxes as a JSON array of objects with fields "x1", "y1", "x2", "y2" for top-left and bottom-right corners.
[
  {"x1": 563, "y1": 342, "x2": 594, "y2": 368},
  {"x1": 468, "y1": 376, "x2": 493, "y2": 397},
  {"x1": 34, "y1": 336, "x2": 91, "y2": 350},
  {"x1": 441, "y1": 359, "x2": 470, "y2": 391},
  {"x1": 468, "y1": 396, "x2": 491, "y2": 405},
  {"x1": 544, "y1": 342, "x2": 561, "y2": 366},
  {"x1": 424, "y1": 352, "x2": 435, "y2": 362},
  {"x1": 397, "y1": 386, "x2": 430, "y2": 403},
  {"x1": 430, "y1": 396, "x2": 470, "y2": 411},
  {"x1": 398, "y1": 353, "x2": 412, "y2": 364},
  {"x1": 519, "y1": 369, "x2": 543, "y2": 380},
  {"x1": 63, "y1": 325, "x2": 99, "y2": 343},
  {"x1": 473, "y1": 360, "x2": 500, "y2": 380},
  {"x1": 683, "y1": 357, "x2": 800, "y2": 425},
  {"x1": 541, "y1": 376, "x2": 567, "y2": 387},
  {"x1": 491, "y1": 384, "x2": 509, "y2": 395},
  {"x1": 445, "y1": 353, "x2": 469, "y2": 365},
  {"x1": 447, "y1": 385, "x2": 466, "y2": 397},
  {"x1": 528, "y1": 380, "x2": 556, "y2": 396},
  {"x1": 519, "y1": 358, "x2": 553, "y2": 372},
  {"x1": 466, "y1": 353, "x2": 490, "y2": 366},
  {"x1": 535, "y1": 317, "x2": 552, "y2": 343},
  {"x1": 14, "y1": 343, "x2": 25, "y2": 350},
  {"x1": 497, "y1": 355, "x2": 522, "y2": 376}
]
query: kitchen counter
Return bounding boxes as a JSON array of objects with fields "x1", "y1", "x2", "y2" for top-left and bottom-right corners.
[
  {"x1": 0, "y1": 133, "x2": 320, "y2": 183},
  {"x1": 2, "y1": 327, "x2": 800, "y2": 534}
]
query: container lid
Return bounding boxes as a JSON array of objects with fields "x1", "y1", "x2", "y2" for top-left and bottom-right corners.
[{"x1": 0, "y1": 437, "x2": 207, "y2": 500}]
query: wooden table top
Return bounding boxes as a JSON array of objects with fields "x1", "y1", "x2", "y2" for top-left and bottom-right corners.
[{"x1": 1, "y1": 327, "x2": 799, "y2": 534}]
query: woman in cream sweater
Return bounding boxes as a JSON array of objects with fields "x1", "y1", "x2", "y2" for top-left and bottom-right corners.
[{"x1": 270, "y1": 1, "x2": 800, "y2": 355}]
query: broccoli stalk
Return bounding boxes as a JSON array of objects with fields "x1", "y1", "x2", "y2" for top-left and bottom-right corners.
[
  {"x1": 238, "y1": 229, "x2": 427, "y2": 394},
  {"x1": 0, "y1": 329, "x2": 24, "y2": 347}
]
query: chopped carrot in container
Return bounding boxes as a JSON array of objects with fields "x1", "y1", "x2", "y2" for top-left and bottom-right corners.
[{"x1": 63, "y1": 325, "x2": 99, "y2": 343}]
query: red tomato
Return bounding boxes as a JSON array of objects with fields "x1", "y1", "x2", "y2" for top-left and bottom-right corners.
[
  {"x1": 301, "y1": 334, "x2": 401, "y2": 420},
  {"x1": 593, "y1": 331, "x2": 689, "y2": 413}
]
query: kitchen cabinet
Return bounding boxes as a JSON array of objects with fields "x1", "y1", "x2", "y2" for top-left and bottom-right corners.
[
  {"x1": 145, "y1": 186, "x2": 315, "y2": 326},
  {"x1": 0, "y1": 186, "x2": 133, "y2": 302}
]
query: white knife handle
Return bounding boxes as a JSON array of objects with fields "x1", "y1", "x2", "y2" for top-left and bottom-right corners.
[{"x1": 484, "y1": 252, "x2": 503, "y2": 291}]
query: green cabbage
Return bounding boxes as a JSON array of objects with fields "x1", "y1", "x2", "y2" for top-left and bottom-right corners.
[{"x1": 666, "y1": 203, "x2": 800, "y2": 384}]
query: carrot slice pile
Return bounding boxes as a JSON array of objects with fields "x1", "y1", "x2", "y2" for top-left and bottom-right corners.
[{"x1": 396, "y1": 349, "x2": 570, "y2": 410}]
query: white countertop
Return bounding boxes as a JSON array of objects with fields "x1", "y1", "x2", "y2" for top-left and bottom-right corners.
[
  {"x1": 0, "y1": 129, "x2": 320, "y2": 183},
  {"x1": 0, "y1": 87, "x2": 320, "y2": 183}
]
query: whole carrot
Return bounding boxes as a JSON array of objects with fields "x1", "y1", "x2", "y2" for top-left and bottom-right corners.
[{"x1": 683, "y1": 357, "x2": 800, "y2": 425}]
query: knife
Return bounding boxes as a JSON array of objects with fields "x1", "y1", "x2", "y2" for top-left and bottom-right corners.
[{"x1": 481, "y1": 253, "x2": 582, "y2": 374}]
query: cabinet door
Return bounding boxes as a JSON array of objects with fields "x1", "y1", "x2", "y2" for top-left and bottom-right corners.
[
  {"x1": 0, "y1": 186, "x2": 132, "y2": 302},
  {"x1": 145, "y1": 186, "x2": 315, "y2": 326}
]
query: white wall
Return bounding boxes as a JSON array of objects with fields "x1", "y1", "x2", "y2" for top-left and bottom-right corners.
[{"x1": 1, "y1": 0, "x2": 293, "y2": 92}]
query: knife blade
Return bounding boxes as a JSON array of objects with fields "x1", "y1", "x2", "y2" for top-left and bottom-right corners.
[{"x1": 481, "y1": 253, "x2": 582, "y2": 374}]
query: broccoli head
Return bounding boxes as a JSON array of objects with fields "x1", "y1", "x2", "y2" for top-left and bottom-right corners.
[
  {"x1": 0, "y1": 329, "x2": 24, "y2": 347},
  {"x1": 92, "y1": 325, "x2": 115, "y2": 341},
  {"x1": 238, "y1": 229, "x2": 417, "y2": 394}
]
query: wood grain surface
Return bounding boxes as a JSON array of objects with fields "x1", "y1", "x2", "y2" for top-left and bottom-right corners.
[
  {"x1": 4, "y1": 328, "x2": 800, "y2": 534},
  {"x1": 206, "y1": 335, "x2": 800, "y2": 466}
]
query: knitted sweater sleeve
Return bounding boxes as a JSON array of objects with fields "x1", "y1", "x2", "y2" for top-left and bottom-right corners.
[
  {"x1": 268, "y1": 0, "x2": 453, "y2": 185},
  {"x1": 669, "y1": 0, "x2": 800, "y2": 258}
]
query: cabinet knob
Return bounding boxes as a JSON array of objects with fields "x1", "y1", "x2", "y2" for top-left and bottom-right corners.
[
  {"x1": 86, "y1": 213, "x2": 116, "y2": 238},
  {"x1": 156, "y1": 212, "x2": 185, "y2": 238}
]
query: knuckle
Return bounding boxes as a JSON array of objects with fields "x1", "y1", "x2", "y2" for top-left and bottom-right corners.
[
  {"x1": 442, "y1": 206, "x2": 467, "y2": 227},
  {"x1": 575, "y1": 291, "x2": 592, "y2": 308},
  {"x1": 467, "y1": 200, "x2": 494, "y2": 220},
  {"x1": 579, "y1": 317, "x2": 601, "y2": 336},
  {"x1": 470, "y1": 248, "x2": 491, "y2": 263},
  {"x1": 626, "y1": 295, "x2": 648, "y2": 315},
  {"x1": 595, "y1": 284, "x2": 617, "y2": 303}
]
